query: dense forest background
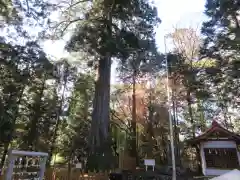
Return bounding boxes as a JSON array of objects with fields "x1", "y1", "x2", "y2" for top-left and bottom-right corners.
[{"x1": 0, "y1": 0, "x2": 240, "y2": 173}]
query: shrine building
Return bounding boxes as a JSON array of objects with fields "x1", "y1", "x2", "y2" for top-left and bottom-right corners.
[{"x1": 187, "y1": 121, "x2": 240, "y2": 176}]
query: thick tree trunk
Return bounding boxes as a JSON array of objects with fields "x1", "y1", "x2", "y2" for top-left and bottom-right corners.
[
  {"x1": 89, "y1": 0, "x2": 113, "y2": 153},
  {"x1": 88, "y1": 0, "x2": 114, "y2": 170},
  {"x1": 89, "y1": 57, "x2": 111, "y2": 151}
]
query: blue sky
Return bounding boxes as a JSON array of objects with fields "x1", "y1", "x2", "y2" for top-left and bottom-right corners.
[{"x1": 43, "y1": 0, "x2": 207, "y2": 82}]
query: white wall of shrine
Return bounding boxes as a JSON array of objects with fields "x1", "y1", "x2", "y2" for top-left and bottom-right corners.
[{"x1": 200, "y1": 140, "x2": 240, "y2": 176}]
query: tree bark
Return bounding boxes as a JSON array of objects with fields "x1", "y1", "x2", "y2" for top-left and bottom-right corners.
[
  {"x1": 186, "y1": 89, "x2": 195, "y2": 138},
  {"x1": 130, "y1": 69, "x2": 137, "y2": 166},
  {"x1": 89, "y1": 57, "x2": 111, "y2": 151},
  {"x1": 88, "y1": 0, "x2": 114, "y2": 170},
  {"x1": 47, "y1": 82, "x2": 67, "y2": 166}
]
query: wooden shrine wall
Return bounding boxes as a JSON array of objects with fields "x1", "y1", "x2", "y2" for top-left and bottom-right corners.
[{"x1": 200, "y1": 140, "x2": 240, "y2": 176}]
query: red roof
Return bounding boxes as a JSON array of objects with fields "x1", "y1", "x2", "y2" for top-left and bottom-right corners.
[{"x1": 187, "y1": 120, "x2": 240, "y2": 144}]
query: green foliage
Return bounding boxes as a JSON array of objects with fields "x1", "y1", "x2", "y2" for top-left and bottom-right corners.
[
  {"x1": 56, "y1": 73, "x2": 95, "y2": 167},
  {"x1": 201, "y1": 0, "x2": 240, "y2": 80},
  {"x1": 0, "y1": 39, "x2": 52, "y2": 145},
  {"x1": 201, "y1": 0, "x2": 240, "y2": 57},
  {"x1": 2, "y1": 0, "x2": 240, "y2": 173},
  {"x1": 0, "y1": 0, "x2": 54, "y2": 24},
  {"x1": 65, "y1": 0, "x2": 160, "y2": 60},
  {"x1": 201, "y1": 0, "x2": 240, "y2": 128},
  {"x1": 61, "y1": 0, "x2": 161, "y2": 170}
]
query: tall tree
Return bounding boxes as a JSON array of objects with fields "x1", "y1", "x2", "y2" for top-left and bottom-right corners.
[
  {"x1": 57, "y1": 72, "x2": 94, "y2": 171},
  {"x1": 47, "y1": 60, "x2": 76, "y2": 166},
  {"x1": 0, "y1": 39, "x2": 53, "y2": 171},
  {"x1": 167, "y1": 27, "x2": 213, "y2": 137},
  {"x1": 117, "y1": 50, "x2": 160, "y2": 164},
  {"x1": 201, "y1": 0, "x2": 240, "y2": 128},
  {"x1": 62, "y1": 0, "x2": 160, "y2": 169}
]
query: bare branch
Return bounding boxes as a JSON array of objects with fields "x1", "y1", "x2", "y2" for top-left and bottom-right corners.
[
  {"x1": 65, "y1": 0, "x2": 90, "y2": 11},
  {"x1": 169, "y1": 25, "x2": 201, "y2": 62}
]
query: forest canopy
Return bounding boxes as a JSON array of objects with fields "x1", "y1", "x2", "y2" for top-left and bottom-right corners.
[{"x1": 0, "y1": 0, "x2": 240, "y2": 176}]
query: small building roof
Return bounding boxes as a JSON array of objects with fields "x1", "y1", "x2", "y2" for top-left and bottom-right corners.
[{"x1": 187, "y1": 120, "x2": 240, "y2": 145}]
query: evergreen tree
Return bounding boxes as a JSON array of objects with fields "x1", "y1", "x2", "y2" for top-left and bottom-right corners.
[
  {"x1": 57, "y1": 73, "x2": 94, "y2": 170},
  {"x1": 0, "y1": 39, "x2": 54, "y2": 169},
  {"x1": 201, "y1": 0, "x2": 240, "y2": 127},
  {"x1": 64, "y1": 0, "x2": 160, "y2": 169},
  {"x1": 201, "y1": 0, "x2": 240, "y2": 57}
]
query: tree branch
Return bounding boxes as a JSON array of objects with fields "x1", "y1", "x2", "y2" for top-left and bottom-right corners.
[{"x1": 65, "y1": 0, "x2": 90, "y2": 11}]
